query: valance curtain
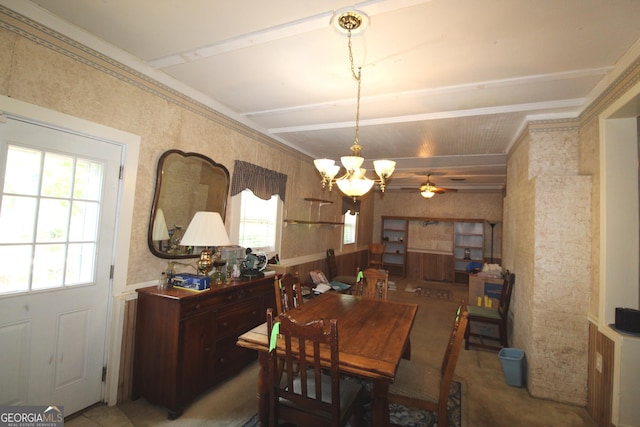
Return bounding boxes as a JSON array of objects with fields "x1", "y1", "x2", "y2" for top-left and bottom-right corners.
[
  {"x1": 342, "y1": 197, "x2": 360, "y2": 214},
  {"x1": 230, "y1": 160, "x2": 288, "y2": 202}
]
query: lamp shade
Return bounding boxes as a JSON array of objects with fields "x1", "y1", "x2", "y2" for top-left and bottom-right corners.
[
  {"x1": 373, "y1": 159, "x2": 396, "y2": 178},
  {"x1": 180, "y1": 211, "x2": 231, "y2": 247},
  {"x1": 336, "y1": 168, "x2": 374, "y2": 197},
  {"x1": 340, "y1": 155, "x2": 364, "y2": 171},
  {"x1": 314, "y1": 158, "x2": 335, "y2": 174},
  {"x1": 152, "y1": 208, "x2": 170, "y2": 241}
]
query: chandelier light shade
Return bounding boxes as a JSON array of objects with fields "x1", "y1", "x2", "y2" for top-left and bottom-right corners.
[
  {"x1": 180, "y1": 211, "x2": 231, "y2": 275},
  {"x1": 314, "y1": 11, "x2": 395, "y2": 200},
  {"x1": 336, "y1": 168, "x2": 374, "y2": 196},
  {"x1": 421, "y1": 190, "x2": 436, "y2": 199}
]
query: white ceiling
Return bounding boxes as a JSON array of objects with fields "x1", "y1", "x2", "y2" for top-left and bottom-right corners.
[{"x1": 15, "y1": 0, "x2": 640, "y2": 193}]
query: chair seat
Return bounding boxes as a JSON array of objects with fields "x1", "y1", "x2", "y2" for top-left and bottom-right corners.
[
  {"x1": 332, "y1": 275, "x2": 357, "y2": 286},
  {"x1": 467, "y1": 305, "x2": 502, "y2": 319},
  {"x1": 281, "y1": 373, "x2": 364, "y2": 420},
  {"x1": 389, "y1": 359, "x2": 441, "y2": 404},
  {"x1": 329, "y1": 281, "x2": 351, "y2": 291}
]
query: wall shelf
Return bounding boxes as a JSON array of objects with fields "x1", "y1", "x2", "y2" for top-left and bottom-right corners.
[
  {"x1": 303, "y1": 197, "x2": 333, "y2": 204},
  {"x1": 284, "y1": 197, "x2": 343, "y2": 226},
  {"x1": 284, "y1": 219, "x2": 344, "y2": 225}
]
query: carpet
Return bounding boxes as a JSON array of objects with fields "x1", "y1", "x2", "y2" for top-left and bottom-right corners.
[
  {"x1": 241, "y1": 380, "x2": 461, "y2": 427},
  {"x1": 405, "y1": 285, "x2": 452, "y2": 301}
]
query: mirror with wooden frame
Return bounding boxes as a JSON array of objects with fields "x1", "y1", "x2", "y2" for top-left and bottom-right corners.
[{"x1": 148, "y1": 149, "x2": 230, "y2": 259}]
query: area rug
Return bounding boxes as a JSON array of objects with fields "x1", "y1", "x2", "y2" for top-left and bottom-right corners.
[
  {"x1": 241, "y1": 380, "x2": 461, "y2": 427},
  {"x1": 405, "y1": 285, "x2": 452, "y2": 301}
]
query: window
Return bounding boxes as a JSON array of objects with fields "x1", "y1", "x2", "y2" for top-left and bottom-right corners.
[
  {"x1": 0, "y1": 144, "x2": 104, "y2": 294},
  {"x1": 343, "y1": 211, "x2": 357, "y2": 245},
  {"x1": 231, "y1": 189, "x2": 281, "y2": 254}
]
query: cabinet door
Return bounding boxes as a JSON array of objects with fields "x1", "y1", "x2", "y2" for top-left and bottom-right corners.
[
  {"x1": 422, "y1": 252, "x2": 455, "y2": 281},
  {"x1": 212, "y1": 335, "x2": 258, "y2": 383},
  {"x1": 178, "y1": 311, "x2": 214, "y2": 405},
  {"x1": 211, "y1": 298, "x2": 263, "y2": 383}
]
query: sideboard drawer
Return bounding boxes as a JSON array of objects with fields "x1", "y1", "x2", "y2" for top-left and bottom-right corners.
[
  {"x1": 216, "y1": 298, "x2": 263, "y2": 340},
  {"x1": 181, "y1": 297, "x2": 221, "y2": 318}
]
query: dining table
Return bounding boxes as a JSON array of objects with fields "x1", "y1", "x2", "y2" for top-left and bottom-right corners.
[{"x1": 236, "y1": 291, "x2": 418, "y2": 427}]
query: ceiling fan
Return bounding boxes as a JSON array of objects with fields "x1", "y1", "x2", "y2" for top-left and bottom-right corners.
[{"x1": 402, "y1": 174, "x2": 458, "y2": 198}]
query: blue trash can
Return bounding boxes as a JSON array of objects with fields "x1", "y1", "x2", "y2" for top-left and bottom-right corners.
[{"x1": 499, "y1": 348, "x2": 525, "y2": 387}]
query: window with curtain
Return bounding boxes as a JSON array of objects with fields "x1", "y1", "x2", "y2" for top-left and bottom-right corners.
[
  {"x1": 237, "y1": 189, "x2": 278, "y2": 252},
  {"x1": 229, "y1": 161, "x2": 287, "y2": 255}
]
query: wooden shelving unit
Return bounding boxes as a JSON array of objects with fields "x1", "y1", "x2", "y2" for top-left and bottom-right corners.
[
  {"x1": 379, "y1": 216, "x2": 486, "y2": 283},
  {"x1": 284, "y1": 197, "x2": 343, "y2": 226},
  {"x1": 381, "y1": 217, "x2": 408, "y2": 277},
  {"x1": 453, "y1": 221, "x2": 485, "y2": 283}
]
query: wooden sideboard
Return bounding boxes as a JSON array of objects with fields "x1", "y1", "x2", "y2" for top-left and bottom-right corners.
[{"x1": 132, "y1": 276, "x2": 275, "y2": 419}]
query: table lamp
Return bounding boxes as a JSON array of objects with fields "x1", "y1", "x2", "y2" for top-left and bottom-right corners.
[{"x1": 180, "y1": 211, "x2": 230, "y2": 276}]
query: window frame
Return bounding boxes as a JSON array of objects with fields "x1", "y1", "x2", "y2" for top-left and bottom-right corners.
[{"x1": 342, "y1": 210, "x2": 358, "y2": 247}]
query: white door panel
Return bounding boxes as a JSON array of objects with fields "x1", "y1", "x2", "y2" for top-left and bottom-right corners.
[
  {"x1": 0, "y1": 320, "x2": 30, "y2": 405},
  {"x1": 0, "y1": 116, "x2": 121, "y2": 415}
]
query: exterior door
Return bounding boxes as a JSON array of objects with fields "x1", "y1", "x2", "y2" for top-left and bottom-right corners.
[{"x1": 0, "y1": 116, "x2": 121, "y2": 415}]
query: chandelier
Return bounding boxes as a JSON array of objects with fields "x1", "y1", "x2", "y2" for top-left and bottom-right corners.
[{"x1": 314, "y1": 11, "x2": 395, "y2": 199}]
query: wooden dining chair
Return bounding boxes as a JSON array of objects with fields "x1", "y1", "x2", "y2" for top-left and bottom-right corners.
[
  {"x1": 353, "y1": 268, "x2": 412, "y2": 359},
  {"x1": 266, "y1": 308, "x2": 366, "y2": 427},
  {"x1": 367, "y1": 243, "x2": 385, "y2": 269},
  {"x1": 388, "y1": 305, "x2": 469, "y2": 427},
  {"x1": 325, "y1": 248, "x2": 357, "y2": 286},
  {"x1": 464, "y1": 272, "x2": 515, "y2": 351},
  {"x1": 354, "y1": 267, "x2": 389, "y2": 300},
  {"x1": 274, "y1": 272, "x2": 304, "y2": 314}
]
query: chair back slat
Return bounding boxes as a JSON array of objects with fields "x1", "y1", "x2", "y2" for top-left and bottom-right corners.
[
  {"x1": 497, "y1": 272, "x2": 515, "y2": 318},
  {"x1": 326, "y1": 249, "x2": 338, "y2": 280},
  {"x1": 354, "y1": 267, "x2": 389, "y2": 300},
  {"x1": 266, "y1": 308, "x2": 342, "y2": 425},
  {"x1": 367, "y1": 243, "x2": 385, "y2": 269},
  {"x1": 274, "y1": 272, "x2": 303, "y2": 314}
]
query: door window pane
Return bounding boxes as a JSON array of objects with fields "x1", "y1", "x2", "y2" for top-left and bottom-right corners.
[
  {"x1": 0, "y1": 196, "x2": 37, "y2": 243},
  {"x1": 3, "y1": 145, "x2": 41, "y2": 195},
  {"x1": 74, "y1": 159, "x2": 103, "y2": 201},
  {"x1": 37, "y1": 199, "x2": 70, "y2": 243},
  {"x1": 41, "y1": 153, "x2": 73, "y2": 198},
  {"x1": 66, "y1": 243, "x2": 96, "y2": 285},
  {"x1": 69, "y1": 201, "x2": 99, "y2": 242},
  {"x1": 32, "y1": 244, "x2": 66, "y2": 290},
  {"x1": 0, "y1": 144, "x2": 104, "y2": 295}
]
